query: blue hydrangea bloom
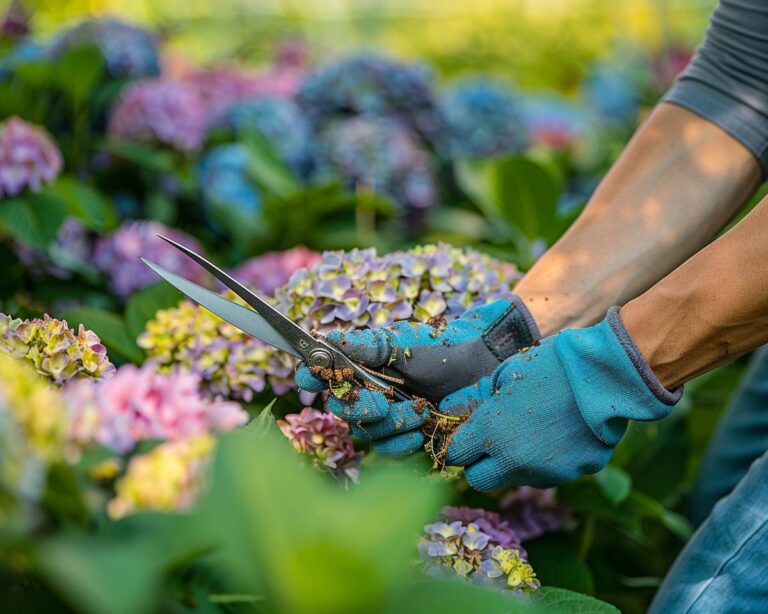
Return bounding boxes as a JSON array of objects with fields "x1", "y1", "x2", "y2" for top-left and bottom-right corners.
[
  {"x1": 438, "y1": 78, "x2": 528, "y2": 159},
  {"x1": 581, "y1": 63, "x2": 640, "y2": 128},
  {"x1": 198, "y1": 144, "x2": 262, "y2": 215},
  {"x1": 210, "y1": 97, "x2": 313, "y2": 178},
  {"x1": 49, "y1": 19, "x2": 160, "y2": 79},
  {"x1": 313, "y1": 116, "x2": 437, "y2": 213},
  {"x1": 297, "y1": 53, "x2": 442, "y2": 142},
  {"x1": 519, "y1": 93, "x2": 591, "y2": 150}
]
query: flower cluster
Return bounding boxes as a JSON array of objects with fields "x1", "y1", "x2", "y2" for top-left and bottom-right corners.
[
  {"x1": 49, "y1": 18, "x2": 160, "y2": 79},
  {"x1": 0, "y1": 313, "x2": 114, "y2": 384},
  {"x1": 438, "y1": 79, "x2": 528, "y2": 159},
  {"x1": 209, "y1": 97, "x2": 314, "y2": 177},
  {"x1": 231, "y1": 246, "x2": 320, "y2": 295},
  {"x1": 298, "y1": 53, "x2": 442, "y2": 140},
  {"x1": 581, "y1": 63, "x2": 639, "y2": 127},
  {"x1": 63, "y1": 364, "x2": 248, "y2": 454},
  {"x1": 418, "y1": 517, "x2": 539, "y2": 592},
  {"x1": 276, "y1": 243, "x2": 521, "y2": 331},
  {"x1": 441, "y1": 506, "x2": 525, "y2": 555},
  {"x1": 107, "y1": 79, "x2": 209, "y2": 152},
  {"x1": 198, "y1": 144, "x2": 262, "y2": 216},
  {"x1": 93, "y1": 220, "x2": 208, "y2": 298},
  {"x1": 313, "y1": 117, "x2": 437, "y2": 212},
  {"x1": 0, "y1": 116, "x2": 63, "y2": 199},
  {"x1": 500, "y1": 487, "x2": 575, "y2": 542},
  {"x1": 108, "y1": 434, "x2": 214, "y2": 518},
  {"x1": 139, "y1": 297, "x2": 295, "y2": 402},
  {"x1": 277, "y1": 407, "x2": 362, "y2": 485}
]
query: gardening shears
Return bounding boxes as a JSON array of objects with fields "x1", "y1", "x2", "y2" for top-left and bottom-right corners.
[{"x1": 141, "y1": 236, "x2": 412, "y2": 403}]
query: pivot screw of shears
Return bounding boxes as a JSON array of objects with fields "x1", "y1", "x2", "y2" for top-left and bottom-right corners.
[{"x1": 308, "y1": 348, "x2": 333, "y2": 369}]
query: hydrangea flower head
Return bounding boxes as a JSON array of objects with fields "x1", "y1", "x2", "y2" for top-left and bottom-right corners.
[
  {"x1": 93, "y1": 220, "x2": 207, "y2": 297},
  {"x1": 581, "y1": 63, "x2": 640, "y2": 127},
  {"x1": 139, "y1": 297, "x2": 295, "y2": 402},
  {"x1": 231, "y1": 247, "x2": 321, "y2": 295},
  {"x1": 49, "y1": 18, "x2": 160, "y2": 79},
  {"x1": 441, "y1": 505, "x2": 524, "y2": 553},
  {"x1": 209, "y1": 97, "x2": 313, "y2": 177},
  {"x1": 278, "y1": 407, "x2": 362, "y2": 485},
  {"x1": 314, "y1": 117, "x2": 437, "y2": 212},
  {"x1": 0, "y1": 313, "x2": 114, "y2": 384},
  {"x1": 198, "y1": 144, "x2": 262, "y2": 216},
  {"x1": 438, "y1": 78, "x2": 528, "y2": 158},
  {"x1": 477, "y1": 546, "x2": 540, "y2": 592},
  {"x1": 0, "y1": 116, "x2": 63, "y2": 198},
  {"x1": 108, "y1": 434, "x2": 214, "y2": 518},
  {"x1": 107, "y1": 79, "x2": 208, "y2": 152},
  {"x1": 520, "y1": 93, "x2": 591, "y2": 150},
  {"x1": 298, "y1": 53, "x2": 441, "y2": 140},
  {"x1": 63, "y1": 364, "x2": 248, "y2": 454},
  {"x1": 500, "y1": 486, "x2": 575, "y2": 541}
]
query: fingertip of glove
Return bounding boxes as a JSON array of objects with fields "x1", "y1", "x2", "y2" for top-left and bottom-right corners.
[
  {"x1": 294, "y1": 365, "x2": 327, "y2": 392},
  {"x1": 326, "y1": 387, "x2": 389, "y2": 422},
  {"x1": 372, "y1": 430, "x2": 425, "y2": 457}
]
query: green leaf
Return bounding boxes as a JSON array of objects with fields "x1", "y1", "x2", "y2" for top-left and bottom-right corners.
[
  {"x1": 594, "y1": 466, "x2": 632, "y2": 506},
  {"x1": 626, "y1": 492, "x2": 693, "y2": 541},
  {"x1": 61, "y1": 307, "x2": 143, "y2": 364},
  {"x1": 124, "y1": 282, "x2": 183, "y2": 342},
  {"x1": 55, "y1": 45, "x2": 104, "y2": 106},
  {"x1": 0, "y1": 194, "x2": 66, "y2": 250},
  {"x1": 243, "y1": 132, "x2": 299, "y2": 199},
  {"x1": 533, "y1": 587, "x2": 620, "y2": 613},
  {"x1": 455, "y1": 155, "x2": 562, "y2": 243},
  {"x1": 46, "y1": 177, "x2": 117, "y2": 231},
  {"x1": 104, "y1": 139, "x2": 176, "y2": 173},
  {"x1": 525, "y1": 534, "x2": 594, "y2": 594}
]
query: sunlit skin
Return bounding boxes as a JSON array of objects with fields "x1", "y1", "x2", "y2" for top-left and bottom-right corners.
[{"x1": 514, "y1": 103, "x2": 765, "y2": 388}]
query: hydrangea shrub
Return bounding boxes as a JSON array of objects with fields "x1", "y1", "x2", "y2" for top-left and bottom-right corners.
[{"x1": 0, "y1": 116, "x2": 63, "y2": 198}]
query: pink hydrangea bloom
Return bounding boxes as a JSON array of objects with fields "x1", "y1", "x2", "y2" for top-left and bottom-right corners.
[
  {"x1": 93, "y1": 220, "x2": 207, "y2": 298},
  {"x1": 107, "y1": 79, "x2": 208, "y2": 152},
  {"x1": 500, "y1": 487, "x2": 575, "y2": 542},
  {"x1": 278, "y1": 407, "x2": 361, "y2": 485},
  {"x1": 0, "y1": 116, "x2": 63, "y2": 198},
  {"x1": 64, "y1": 364, "x2": 248, "y2": 454},
  {"x1": 231, "y1": 247, "x2": 321, "y2": 295}
]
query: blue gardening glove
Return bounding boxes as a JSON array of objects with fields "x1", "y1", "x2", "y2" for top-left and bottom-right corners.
[
  {"x1": 295, "y1": 296, "x2": 539, "y2": 456},
  {"x1": 442, "y1": 306, "x2": 682, "y2": 491}
]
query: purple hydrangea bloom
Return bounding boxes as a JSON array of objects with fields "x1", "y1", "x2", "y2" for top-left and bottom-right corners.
[
  {"x1": 107, "y1": 79, "x2": 208, "y2": 152},
  {"x1": 441, "y1": 505, "x2": 525, "y2": 554},
  {"x1": 230, "y1": 247, "x2": 320, "y2": 295},
  {"x1": 500, "y1": 487, "x2": 576, "y2": 542},
  {"x1": 49, "y1": 18, "x2": 160, "y2": 79},
  {"x1": 198, "y1": 144, "x2": 262, "y2": 216},
  {"x1": 438, "y1": 78, "x2": 528, "y2": 158},
  {"x1": 298, "y1": 53, "x2": 442, "y2": 141},
  {"x1": 581, "y1": 63, "x2": 640, "y2": 128},
  {"x1": 0, "y1": 116, "x2": 62, "y2": 198},
  {"x1": 15, "y1": 218, "x2": 92, "y2": 279},
  {"x1": 313, "y1": 117, "x2": 437, "y2": 212},
  {"x1": 93, "y1": 221, "x2": 208, "y2": 298},
  {"x1": 209, "y1": 97, "x2": 314, "y2": 177}
]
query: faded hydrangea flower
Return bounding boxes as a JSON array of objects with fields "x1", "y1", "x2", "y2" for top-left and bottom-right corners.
[
  {"x1": 313, "y1": 117, "x2": 437, "y2": 212},
  {"x1": 198, "y1": 144, "x2": 262, "y2": 217},
  {"x1": 142, "y1": 243, "x2": 520, "y2": 401},
  {"x1": 0, "y1": 116, "x2": 63, "y2": 199},
  {"x1": 93, "y1": 220, "x2": 207, "y2": 298},
  {"x1": 418, "y1": 515, "x2": 538, "y2": 592},
  {"x1": 63, "y1": 364, "x2": 248, "y2": 454},
  {"x1": 139, "y1": 296, "x2": 295, "y2": 402},
  {"x1": 581, "y1": 63, "x2": 640, "y2": 128},
  {"x1": 108, "y1": 434, "x2": 214, "y2": 518},
  {"x1": 209, "y1": 97, "x2": 314, "y2": 177},
  {"x1": 49, "y1": 18, "x2": 160, "y2": 79},
  {"x1": 520, "y1": 93, "x2": 590, "y2": 150},
  {"x1": 500, "y1": 487, "x2": 575, "y2": 542},
  {"x1": 298, "y1": 53, "x2": 442, "y2": 141},
  {"x1": 107, "y1": 79, "x2": 208, "y2": 152},
  {"x1": 0, "y1": 313, "x2": 114, "y2": 385},
  {"x1": 231, "y1": 247, "x2": 321, "y2": 295},
  {"x1": 438, "y1": 78, "x2": 528, "y2": 159},
  {"x1": 441, "y1": 505, "x2": 525, "y2": 554},
  {"x1": 278, "y1": 407, "x2": 362, "y2": 485}
]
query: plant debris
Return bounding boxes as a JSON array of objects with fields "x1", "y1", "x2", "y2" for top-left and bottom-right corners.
[
  {"x1": 421, "y1": 403, "x2": 470, "y2": 474},
  {"x1": 426, "y1": 314, "x2": 448, "y2": 337},
  {"x1": 309, "y1": 365, "x2": 360, "y2": 401}
]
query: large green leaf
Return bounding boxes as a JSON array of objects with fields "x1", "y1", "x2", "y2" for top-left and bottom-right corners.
[
  {"x1": 55, "y1": 45, "x2": 104, "y2": 107},
  {"x1": 61, "y1": 307, "x2": 143, "y2": 364},
  {"x1": 243, "y1": 132, "x2": 299, "y2": 199},
  {"x1": 0, "y1": 194, "x2": 66, "y2": 250},
  {"x1": 455, "y1": 154, "x2": 562, "y2": 243},
  {"x1": 533, "y1": 587, "x2": 619, "y2": 613},
  {"x1": 47, "y1": 177, "x2": 117, "y2": 232},
  {"x1": 124, "y1": 282, "x2": 184, "y2": 342}
]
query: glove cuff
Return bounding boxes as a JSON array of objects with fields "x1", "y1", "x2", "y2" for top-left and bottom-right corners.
[
  {"x1": 482, "y1": 295, "x2": 541, "y2": 361},
  {"x1": 606, "y1": 306, "x2": 682, "y2": 405}
]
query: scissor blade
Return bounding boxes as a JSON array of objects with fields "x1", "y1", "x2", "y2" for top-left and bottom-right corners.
[
  {"x1": 157, "y1": 235, "x2": 319, "y2": 354},
  {"x1": 141, "y1": 258, "x2": 302, "y2": 359}
]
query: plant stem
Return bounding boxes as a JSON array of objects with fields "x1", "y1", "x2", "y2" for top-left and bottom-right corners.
[{"x1": 578, "y1": 512, "x2": 596, "y2": 562}]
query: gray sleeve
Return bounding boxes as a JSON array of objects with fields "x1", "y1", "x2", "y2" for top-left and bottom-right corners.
[{"x1": 664, "y1": 0, "x2": 768, "y2": 175}]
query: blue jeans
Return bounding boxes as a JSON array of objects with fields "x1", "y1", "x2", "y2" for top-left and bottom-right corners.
[{"x1": 650, "y1": 346, "x2": 768, "y2": 612}]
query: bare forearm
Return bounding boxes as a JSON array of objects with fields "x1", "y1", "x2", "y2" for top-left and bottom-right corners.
[
  {"x1": 514, "y1": 104, "x2": 761, "y2": 336},
  {"x1": 622, "y1": 195, "x2": 768, "y2": 389}
]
